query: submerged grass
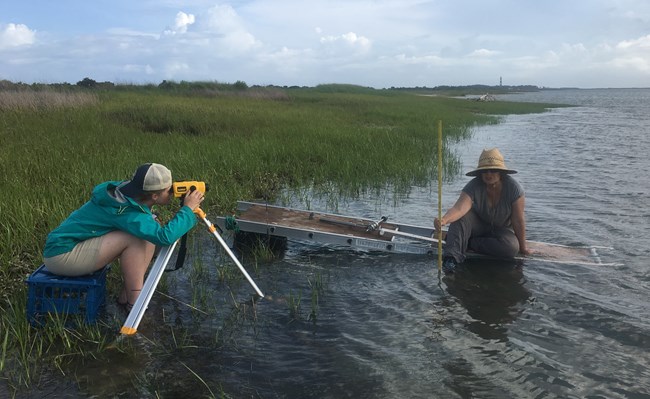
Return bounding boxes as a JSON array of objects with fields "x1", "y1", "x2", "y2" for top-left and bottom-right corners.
[
  {"x1": 0, "y1": 83, "x2": 560, "y2": 392},
  {"x1": 0, "y1": 288, "x2": 117, "y2": 391}
]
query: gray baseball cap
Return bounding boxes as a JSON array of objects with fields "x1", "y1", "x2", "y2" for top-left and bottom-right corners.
[{"x1": 120, "y1": 163, "x2": 172, "y2": 197}]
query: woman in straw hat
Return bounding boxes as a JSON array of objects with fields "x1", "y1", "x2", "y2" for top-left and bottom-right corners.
[
  {"x1": 434, "y1": 148, "x2": 530, "y2": 273},
  {"x1": 43, "y1": 163, "x2": 205, "y2": 310}
]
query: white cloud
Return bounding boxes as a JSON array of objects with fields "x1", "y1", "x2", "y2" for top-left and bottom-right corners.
[
  {"x1": 610, "y1": 56, "x2": 650, "y2": 72},
  {"x1": 607, "y1": 35, "x2": 650, "y2": 72},
  {"x1": 560, "y1": 42, "x2": 588, "y2": 54},
  {"x1": 201, "y1": 5, "x2": 242, "y2": 33},
  {"x1": 616, "y1": 34, "x2": 650, "y2": 49},
  {"x1": 107, "y1": 28, "x2": 159, "y2": 38},
  {"x1": 467, "y1": 49, "x2": 500, "y2": 58},
  {"x1": 123, "y1": 64, "x2": 156, "y2": 75},
  {"x1": 320, "y1": 32, "x2": 371, "y2": 54},
  {"x1": 163, "y1": 11, "x2": 196, "y2": 35},
  {"x1": 388, "y1": 53, "x2": 450, "y2": 68},
  {"x1": 258, "y1": 46, "x2": 316, "y2": 77},
  {"x1": 162, "y1": 61, "x2": 190, "y2": 77},
  {"x1": 168, "y1": 5, "x2": 261, "y2": 53},
  {"x1": 0, "y1": 23, "x2": 36, "y2": 50}
]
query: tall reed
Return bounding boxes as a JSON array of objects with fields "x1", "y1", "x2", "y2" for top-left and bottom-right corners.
[{"x1": 0, "y1": 89, "x2": 98, "y2": 111}]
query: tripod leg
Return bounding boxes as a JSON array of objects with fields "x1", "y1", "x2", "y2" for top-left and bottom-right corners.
[
  {"x1": 195, "y1": 208, "x2": 264, "y2": 298},
  {"x1": 120, "y1": 242, "x2": 178, "y2": 335}
]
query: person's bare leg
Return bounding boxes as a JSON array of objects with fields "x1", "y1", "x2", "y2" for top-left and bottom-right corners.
[{"x1": 96, "y1": 230, "x2": 155, "y2": 305}]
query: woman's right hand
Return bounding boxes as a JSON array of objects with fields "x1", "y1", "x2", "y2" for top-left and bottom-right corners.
[
  {"x1": 434, "y1": 217, "x2": 445, "y2": 231},
  {"x1": 183, "y1": 189, "x2": 205, "y2": 211}
]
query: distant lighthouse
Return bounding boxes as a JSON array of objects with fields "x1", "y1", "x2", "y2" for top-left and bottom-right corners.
[{"x1": 500, "y1": 77, "x2": 502, "y2": 86}]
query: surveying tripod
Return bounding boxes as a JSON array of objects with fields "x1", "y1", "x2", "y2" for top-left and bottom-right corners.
[{"x1": 120, "y1": 206, "x2": 264, "y2": 335}]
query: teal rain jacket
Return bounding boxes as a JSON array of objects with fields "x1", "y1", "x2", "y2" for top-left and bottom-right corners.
[{"x1": 43, "y1": 181, "x2": 197, "y2": 258}]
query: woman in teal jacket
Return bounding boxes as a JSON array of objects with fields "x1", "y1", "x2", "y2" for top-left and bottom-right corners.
[{"x1": 43, "y1": 163, "x2": 204, "y2": 309}]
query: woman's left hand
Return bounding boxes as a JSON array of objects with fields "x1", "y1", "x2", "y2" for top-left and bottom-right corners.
[{"x1": 520, "y1": 248, "x2": 533, "y2": 256}]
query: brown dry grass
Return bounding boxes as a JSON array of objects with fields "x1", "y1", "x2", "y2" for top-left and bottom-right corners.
[{"x1": 0, "y1": 89, "x2": 99, "y2": 111}]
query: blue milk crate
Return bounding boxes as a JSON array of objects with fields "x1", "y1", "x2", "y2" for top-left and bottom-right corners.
[{"x1": 26, "y1": 264, "x2": 109, "y2": 325}]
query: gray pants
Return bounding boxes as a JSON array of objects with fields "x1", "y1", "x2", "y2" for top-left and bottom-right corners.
[{"x1": 444, "y1": 210, "x2": 519, "y2": 263}]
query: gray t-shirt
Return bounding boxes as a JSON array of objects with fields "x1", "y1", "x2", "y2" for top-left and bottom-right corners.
[{"x1": 462, "y1": 175, "x2": 524, "y2": 228}]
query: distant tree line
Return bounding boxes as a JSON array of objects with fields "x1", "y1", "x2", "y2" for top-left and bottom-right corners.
[
  {"x1": 0, "y1": 78, "x2": 252, "y2": 92},
  {"x1": 389, "y1": 84, "x2": 541, "y2": 96},
  {"x1": 0, "y1": 78, "x2": 542, "y2": 95},
  {"x1": 0, "y1": 77, "x2": 115, "y2": 91}
]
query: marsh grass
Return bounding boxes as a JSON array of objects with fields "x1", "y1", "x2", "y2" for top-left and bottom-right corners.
[
  {"x1": 216, "y1": 262, "x2": 241, "y2": 283},
  {"x1": 307, "y1": 271, "x2": 328, "y2": 322},
  {"x1": 0, "y1": 287, "x2": 112, "y2": 390},
  {"x1": 244, "y1": 239, "x2": 278, "y2": 264},
  {"x1": 211, "y1": 291, "x2": 260, "y2": 346},
  {"x1": 287, "y1": 290, "x2": 302, "y2": 321},
  {"x1": 0, "y1": 83, "x2": 560, "y2": 392},
  {"x1": 180, "y1": 361, "x2": 218, "y2": 399}
]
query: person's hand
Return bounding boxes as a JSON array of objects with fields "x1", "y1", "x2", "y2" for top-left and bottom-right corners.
[
  {"x1": 183, "y1": 189, "x2": 205, "y2": 211},
  {"x1": 520, "y1": 247, "x2": 533, "y2": 256},
  {"x1": 434, "y1": 217, "x2": 445, "y2": 231},
  {"x1": 152, "y1": 213, "x2": 163, "y2": 226}
]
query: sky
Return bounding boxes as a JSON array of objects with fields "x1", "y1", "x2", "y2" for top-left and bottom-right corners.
[{"x1": 1, "y1": 0, "x2": 650, "y2": 89}]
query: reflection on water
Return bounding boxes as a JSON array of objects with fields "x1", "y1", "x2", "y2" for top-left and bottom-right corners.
[{"x1": 444, "y1": 260, "x2": 531, "y2": 342}]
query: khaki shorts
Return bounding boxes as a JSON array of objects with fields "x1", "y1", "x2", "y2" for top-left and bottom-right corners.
[{"x1": 43, "y1": 236, "x2": 105, "y2": 276}]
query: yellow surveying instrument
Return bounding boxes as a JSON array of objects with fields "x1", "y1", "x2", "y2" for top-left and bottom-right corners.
[
  {"x1": 172, "y1": 181, "x2": 208, "y2": 197},
  {"x1": 120, "y1": 181, "x2": 264, "y2": 336}
]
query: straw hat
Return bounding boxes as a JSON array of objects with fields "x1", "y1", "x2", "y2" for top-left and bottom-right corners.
[{"x1": 466, "y1": 148, "x2": 517, "y2": 176}]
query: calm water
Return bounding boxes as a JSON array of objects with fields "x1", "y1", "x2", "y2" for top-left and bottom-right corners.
[{"x1": 16, "y1": 89, "x2": 650, "y2": 398}]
